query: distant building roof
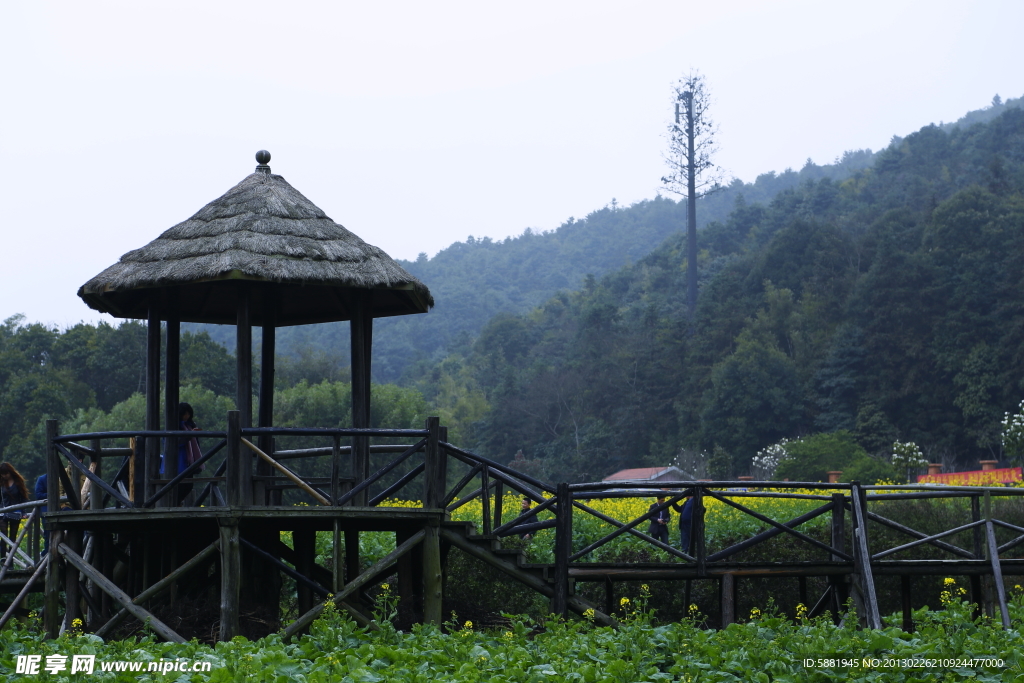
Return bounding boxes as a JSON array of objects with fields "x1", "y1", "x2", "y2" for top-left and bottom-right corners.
[
  {"x1": 917, "y1": 467, "x2": 1022, "y2": 486},
  {"x1": 602, "y1": 466, "x2": 685, "y2": 482}
]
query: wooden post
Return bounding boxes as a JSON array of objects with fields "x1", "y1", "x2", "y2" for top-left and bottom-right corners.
[
  {"x1": 350, "y1": 293, "x2": 373, "y2": 506},
  {"x1": 44, "y1": 419, "x2": 61, "y2": 639},
  {"x1": 163, "y1": 300, "x2": 180, "y2": 507},
  {"x1": 693, "y1": 486, "x2": 706, "y2": 578},
  {"x1": 423, "y1": 417, "x2": 442, "y2": 509},
  {"x1": 901, "y1": 575, "x2": 913, "y2": 632},
  {"x1": 396, "y1": 529, "x2": 415, "y2": 626},
  {"x1": 970, "y1": 495, "x2": 983, "y2": 620},
  {"x1": 830, "y1": 492, "x2": 848, "y2": 616},
  {"x1": 481, "y1": 468, "x2": 491, "y2": 535},
  {"x1": 331, "y1": 436, "x2": 341, "y2": 505},
  {"x1": 64, "y1": 530, "x2": 82, "y2": 631},
  {"x1": 145, "y1": 304, "x2": 161, "y2": 502},
  {"x1": 226, "y1": 411, "x2": 242, "y2": 506},
  {"x1": 332, "y1": 521, "x2": 343, "y2": 594},
  {"x1": 257, "y1": 297, "x2": 276, "y2": 505},
  {"x1": 552, "y1": 482, "x2": 571, "y2": 617},
  {"x1": 604, "y1": 577, "x2": 614, "y2": 617},
  {"x1": 90, "y1": 439, "x2": 104, "y2": 623},
  {"x1": 218, "y1": 520, "x2": 241, "y2": 641},
  {"x1": 493, "y1": 480, "x2": 504, "y2": 531},
  {"x1": 720, "y1": 573, "x2": 735, "y2": 627},
  {"x1": 294, "y1": 529, "x2": 315, "y2": 616},
  {"x1": 345, "y1": 530, "x2": 359, "y2": 585},
  {"x1": 236, "y1": 286, "x2": 253, "y2": 506},
  {"x1": 422, "y1": 523, "x2": 442, "y2": 624}
]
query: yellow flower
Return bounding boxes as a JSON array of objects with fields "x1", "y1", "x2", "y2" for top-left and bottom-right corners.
[
  {"x1": 943, "y1": 577, "x2": 956, "y2": 586},
  {"x1": 503, "y1": 631, "x2": 514, "y2": 640},
  {"x1": 641, "y1": 584, "x2": 649, "y2": 593},
  {"x1": 750, "y1": 607, "x2": 762, "y2": 620},
  {"x1": 71, "y1": 618, "x2": 83, "y2": 628},
  {"x1": 381, "y1": 583, "x2": 390, "y2": 592},
  {"x1": 620, "y1": 597, "x2": 630, "y2": 607},
  {"x1": 463, "y1": 620, "x2": 473, "y2": 630},
  {"x1": 583, "y1": 608, "x2": 595, "y2": 621}
]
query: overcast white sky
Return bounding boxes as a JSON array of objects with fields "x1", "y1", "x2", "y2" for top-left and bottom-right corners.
[{"x1": 3, "y1": 0, "x2": 1022, "y2": 327}]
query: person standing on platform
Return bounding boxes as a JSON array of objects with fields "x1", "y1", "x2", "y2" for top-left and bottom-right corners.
[
  {"x1": 673, "y1": 492, "x2": 695, "y2": 554},
  {"x1": 175, "y1": 402, "x2": 203, "y2": 504},
  {"x1": 648, "y1": 495, "x2": 671, "y2": 545},
  {"x1": 0, "y1": 462, "x2": 29, "y2": 561}
]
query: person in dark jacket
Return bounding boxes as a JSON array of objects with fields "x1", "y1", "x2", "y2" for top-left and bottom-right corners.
[
  {"x1": 672, "y1": 493, "x2": 695, "y2": 554},
  {"x1": 0, "y1": 462, "x2": 29, "y2": 561},
  {"x1": 648, "y1": 495, "x2": 671, "y2": 544},
  {"x1": 515, "y1": 498, "x2": 539, "y2": 540}
]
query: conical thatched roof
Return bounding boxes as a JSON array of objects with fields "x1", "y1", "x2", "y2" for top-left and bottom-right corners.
[{"x1": 79, "y1": 162, "x2": 433, "y2": 326}]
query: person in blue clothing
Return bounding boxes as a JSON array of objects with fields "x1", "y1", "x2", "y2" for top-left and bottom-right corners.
[
  {"x1": 672, "y1": 492, "x2": 695, "y2": 554},
  {"x1": 647, "y1": 495, "x2": 671, "y2": 544}
]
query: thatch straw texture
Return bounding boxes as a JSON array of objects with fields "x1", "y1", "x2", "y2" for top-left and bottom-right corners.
[{"x1": 79, "y1": 171, "x2": 432, "y2": 325}]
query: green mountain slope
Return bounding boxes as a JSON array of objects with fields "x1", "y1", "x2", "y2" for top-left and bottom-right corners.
[{"x1": 463, "y1": 105, "x2": 1024, "y2": 482}]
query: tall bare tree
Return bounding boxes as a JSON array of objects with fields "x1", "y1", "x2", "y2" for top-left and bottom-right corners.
[{"x1": 661, "y1": 72, "x2": 726, "y2": 320}]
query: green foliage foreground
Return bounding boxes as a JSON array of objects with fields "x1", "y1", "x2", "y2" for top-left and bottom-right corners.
[{"x1": 3, "y1": 585, "x2": 1023, "y2": 682}]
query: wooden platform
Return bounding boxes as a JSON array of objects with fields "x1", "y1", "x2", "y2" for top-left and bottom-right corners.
[{"x1": 46, "y1": 506, "x2": 444, "y2": 534}]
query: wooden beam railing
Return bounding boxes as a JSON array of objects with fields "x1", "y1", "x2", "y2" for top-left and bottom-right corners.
[{"x1": 335, "y1": 438, "x2": 427, "y2": 507}]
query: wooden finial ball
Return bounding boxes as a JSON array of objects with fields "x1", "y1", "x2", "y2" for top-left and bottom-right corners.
[{"x1": 256, "y1": 150, "x2": 271, "y2": 164}]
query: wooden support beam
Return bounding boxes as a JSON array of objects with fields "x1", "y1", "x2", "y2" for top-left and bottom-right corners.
[
  {"x1": 707, "y1": 490, "x2": 852, "y2": 561},
  {"x1": 850, "y1": 483, "x2": 881, "y2": 629},
  {"x1": 553, "y1": 483, "x2": 571, "y2": 617},
  {"x1": 694, "y1": 488, "x2": 707, "y2": 578},
  {"x1": 44, "y1": 418, "x2": 61, "y2": 639},
  {"x1": 226, "y1": 411, "x2": 242, "y2": 506},
  {"x1": 0, "y1": 556, "x2": 48, "y2": 631},
  {"x1": 242, "y1": 438, "x2": 330, "y2": 505},
  {"x1": 333, "y1": 520, "x2": 343, "y2": 594},
  {"x1": 294, "y1": 530, "x2": 316, "y2": 616},
  {"x1": 422, "y1": 524, "x2": 442, "y2": 625},
  {"x1": 58, "y1": 543, "x2": 185, "y2": 643},
  {"x1": 368, "y1": 463, "x2": 424, "y2": 507},
  {"x1": 569, "y1": 493, "x2": 687, "y2": 562},
  {"x1": 439, "y1": 527, "x2": 616, "y2": 627},
  {"x1": 64, "y1": 531, "x2": 82, "y2": 632},
  {"x1": 901, "y1": 575, "x2": 913, "y2": 632},
  {"x1": 163, "y1": 306, "x2": 180, "y2": 507},
  {"x1": 866, "y1": 512, "x2": 975, "y2": 559},
  {"x1": 350, "y1": 293, "x2": 372, "y2": 507},
  {"x1": 423, "y1": 417, "x2": 442, "y2": 509},
  {"x1": 345, "y1": 530, "x2": 359, "y2": 586},
  {"x1": 219, "y1": 520, "x2": 241, "y2": 641},
  {"x1": 572, "y1": 499, "x2": 693, "y2": 561},
  {"x1": 145, "y1": 305, "x2": 161, "y2": 502},
  {"x1": 720, "y1": 573, "x2": 735, "y2": 627},
  {"x1": 985, "y1": 519, "x2": 1011, "y2": 629},
  {"x1": 0, "y1": 506, "x2": 37, "y2": 585},
  {"x1": 95, "y1": 539, "x2": 219, "y2": 639},
  {"x1": 442, "y1": 463, "x2": 484, "y2": 509},
  {"x1": 708, "y1": 501, "x2": 834, "y2": 562},
  {"x1": 282, "y1": 528, "x2": 424, "y2": 641}
]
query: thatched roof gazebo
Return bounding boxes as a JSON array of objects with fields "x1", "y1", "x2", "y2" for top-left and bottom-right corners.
[{"x1": 78, "y1": 151, "x2": 432, "y2": 503}]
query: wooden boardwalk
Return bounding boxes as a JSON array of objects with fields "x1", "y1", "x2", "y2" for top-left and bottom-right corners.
[{"x1": 2, "y1": 412, "x2": 1022, "y2": 640}]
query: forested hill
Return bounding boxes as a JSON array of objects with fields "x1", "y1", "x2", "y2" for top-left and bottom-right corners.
[
  {"x1": 190, "y1": 144, "x2": 877, "y2": 381},
  {"x1": 457, "y1": 105, "x2": 1024, "y2": 483}
]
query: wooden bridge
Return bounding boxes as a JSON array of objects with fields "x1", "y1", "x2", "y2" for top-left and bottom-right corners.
[{"x1": 2, "y1": 414, "x2": 1022, "y2": 641}]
